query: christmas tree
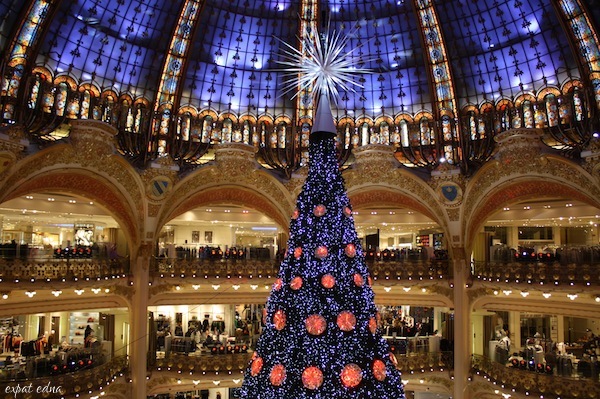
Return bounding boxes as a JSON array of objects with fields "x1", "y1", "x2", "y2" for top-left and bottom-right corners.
[{"x1": 239, "y1": 91, "x2": 406, "y2": 397}]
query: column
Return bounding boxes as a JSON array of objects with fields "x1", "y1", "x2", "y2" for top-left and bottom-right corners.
[
  {"x1": 452, "y1": 255, "x2": 472, "y2": 399},
  {"x1": 130, "y1": 243, "x2": 151, "y2": 398},
  {"x1": 508, "y1": 311, "x2": 520, "y2": 352}
]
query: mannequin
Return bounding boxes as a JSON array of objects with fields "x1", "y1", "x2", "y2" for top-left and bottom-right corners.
[{"x1": 495, "y1": 330, "x2": 511, "y2": 364}]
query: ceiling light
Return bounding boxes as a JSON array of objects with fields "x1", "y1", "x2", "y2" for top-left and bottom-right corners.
[
  {"x1": 502, "y1": 290, "x2": 512, "y2": 296},
  {"x1": 250, "y1": 284, "x2": 258, "y2": 290},
  {"x1": 402, "y1": 287, "x2": 411, "y2": 292},
  {"x1": 192, "y1": 285, "x2": 200, "y2": 290},
  {"x1": 1, "y1": 292, "x2": 8, "y2": 300},
  {"x1": 232, "y1": 284, "x2": 240, "y2": 290},
  {"x1": 384, "y1": 286, "x2": 392, "y2": 292},
  {"x1": 91, "y1": 288, "x2": 101, "y2": 294},
  {"x1": 542, "y1": 292, "x2": 551, "y2": 298},
  {"x1": 74, "y1": 289, "x2": 84, "y2": 295},
  {"x1": 52, "y1": 290, "x2": 62, "y2": 297},
  {"x1": 212, "y1": 284, "x2": 220, "y2": 290},
  {"x1": 213, "y1": 380, "x2": 221, "y2": 386},
  {"x1": 567, "y1": 294, "x2": 578, "y2": 300},
  {"x1": 26, "y1": 291, "x2": 36, "y2": 298},
  {"x1": 520, "y1": 291, "x2": 529, "y2": 297},
  {"x1": 595, "y1": 295, "x2": 600, "y2": 303},
  {"x1": 175, "y1": 285, "x2": 181, "y2": 291}
]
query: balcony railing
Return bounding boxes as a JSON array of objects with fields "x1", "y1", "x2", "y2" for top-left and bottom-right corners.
[
  {"x1": 0, "y1": 257, "x2": 130, "y2": 283},
  {"x1": 150, "y1": 257, "x2": 451, "y2": 282},
  {"x1": 0, "y1": 355, "x2": 128, "y2": 399},
  {"x1": 472, "y1": 261, "x2": 600, "y2": 286},
  {"x1": 471, "y1": 354, "x2": 600, "y2": 399}
]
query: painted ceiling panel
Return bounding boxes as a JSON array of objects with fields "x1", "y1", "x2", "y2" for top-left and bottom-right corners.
[
  {"x1": 0, "y1": 0, "x2": 22, "y2": 53},
  {"x1": 36, "y1": 0, "x2": 184, "y2": 96},
  {"x1": 435, "y1": 0, "x2": 579, "y2": 107}
]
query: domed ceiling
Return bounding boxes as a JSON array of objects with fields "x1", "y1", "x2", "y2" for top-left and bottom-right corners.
[{"x1": 1, "y1": 0, "x2": 599, "y2": 174}]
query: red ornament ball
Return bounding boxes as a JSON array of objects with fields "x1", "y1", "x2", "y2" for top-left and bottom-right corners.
[
  {"x1": 290, "y1": 276, "x2": 303, "y2": 290},
  {"x1": 340, "y1": 363, "x2": 362, "y2": 388},
  {"x1": 294, "y1": 247, "x2": 302, "y2": 259},
  {"x1": 270, "y1": 364, "x2": 286, "y2": 386},
  {"x1": 273, "y1": 278, "x2": 283, "y2": 291},
  {"x1": 305, "y1": 314, "x2": 327, "y2": 336},
  {"x1": 292, "y1": 208, "x2": 299, "y2": 219},
  {"x1": 250, "y1": 356, "x2": 263, "y2": 376},
  {"x1": 302, "y1": 366, "x2": 323, "y2": 390},
  {"x1": 353, "y1": 273, "x2": 364, "y2": 287},
  {"x1": 315, "y1": 245, "x2": 328, "y2": 259},
  {"x1": 343, "y1": 206, "x2": 352, "y2": 217},
  {"x1": 368, "y1": 317, "x2": 378, "y2": 334},
  {"x1": 337, "y1": 311, "x2": 357, "y2": 332},
  {"x1": 345, "y1": 243, "x2": 356, "y2": 258},
  {"x1": 372, "y1": 359, "x2": 387, "y2": 381},
  {"x1": 321, "y1": 274, "x2": 335, "y2": 289},
  {"x1": 273, "y1": 309, "x2": 286, "y2": 330},
  {"x1": 313, "y1": 204, "x2": 327, "y2": 217}
]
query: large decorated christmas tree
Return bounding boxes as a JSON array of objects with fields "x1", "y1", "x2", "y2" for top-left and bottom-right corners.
[{"x1": 239, "y1": 28, "x2": 406, "y2": 398}]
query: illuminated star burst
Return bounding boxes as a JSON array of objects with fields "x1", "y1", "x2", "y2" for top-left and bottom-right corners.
[{"x1": 275, "y1": 26, "x2": 374, "y2": 103}]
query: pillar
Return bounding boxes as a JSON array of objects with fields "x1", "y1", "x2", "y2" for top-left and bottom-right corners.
[
  {"x1": 508, "y1": 311, "x2": 520, "y2": 351},
  {"x1": 452, "y1": 256, "x2": 472, "y2": 399},
  {"x1": 130, "y1": 243, "x2": 151, "y2": 398}
]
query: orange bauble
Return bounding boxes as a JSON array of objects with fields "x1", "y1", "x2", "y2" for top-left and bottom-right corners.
[
  {"x1": 273, "y1": 278, "x2": 283, "y2": 291},
  {"x1": 291, "y1": 208, "x2": 299, "y2": 219},
  {"x1": 321, "y1": 274, "x2": 335, "y2": 289},
  {"x1": 315, "y1": 245, "x2": 328, "y2": 259},
  {"x1": 273, "y1": 309, "x2": 286, "y2": 330},
  {"x1": 372, "y1": 359, "x2": 387, "y2": 381},
  {"x1": 343, "y1": 206, "x2": 352, "y2": 217},
  {"x1": 345, "y1": 243, "x2": 356, "y2": 258},
  {"x1": 250, "y1": 356, "x2": 263, "y2": 376},
  {"x1": 368, "y1": 317, "x2": 378, "y2": 334},
  {"x1": 340, "y1": 363, "x2": 362, "y2": 388},
  {"x1": 302, "y1": 366, "x2": 323, "y2": 390},
  {"x1": 294, "y1": 247, "x2": 302, "y2": 259},
  {"x1": 313, "y1": 204, "x2": 327, "y2": 217},
  {"x1": 305, "y1": 314, "x2": 327, "y2": 336},
  {"x1": 270, "y1": 364, "x2": 286, "y2": 386},
  {"x1": 353, "y1": 273, "x2": 364, "y2": 287},
  {"x1": 337, "y1": 311, "x2": 357, "y2": 331},
  {"x1": 290, "y1": 276, "x2": 303, "y2": 290}
]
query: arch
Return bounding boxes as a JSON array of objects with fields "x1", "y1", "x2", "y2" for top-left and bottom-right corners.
[
  {"x1": 1, "y1": 170, "x2": 139, "y2": 249},
  {"x1": 464, "y1": 176, "x2": 600, "y2": 254},
  {"x1": 348, "y1": 188, "x2": 441, "y2": 225},
  {"x1": 158, "y1": 185, "x2": 291, "y2": 237}
]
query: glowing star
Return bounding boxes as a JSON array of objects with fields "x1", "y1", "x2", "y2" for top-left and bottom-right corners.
[
  {"x1": 345, "y1": 243, "x2": 356, "y2": 258},
  {"x1": 305, "y1": 314, "x2": 327, "y2": 336},
  {"x1": 273, "y1": 309, "x2": 286, "y2": 330},
  {"x1": 315, "y1": 245, "x2": 328, "y2": 259},
  {"x1": 340, "y1": 363, "x2": 362, "y2": 388},
  {"x1": 290, "y1": 276, "x2": 303, "y2": 290},
  {"x1": 251, "y1": 357, "x2": 263, "y2": 376},
  {"x1": 321, "y1": 274, "x2": 335, "y2": 289},
  {"x1": 313, "y1": 204, "x2": 326, "y2": 217},
  {"x1": 337, "y1": 311, "x2": 356, "y2": 332},
  {"x1": 274, "y1": 26, "x2": 374, "y2": 103},
  {"x1": 302, "y1": 366, "x2": 323, "y2": 390},
  {"x1": 373, "y1": 359, "x2": 387, "y2": 381},
  {"x1": 270, "y1": 364, "x2": 286, "y2": 386}
]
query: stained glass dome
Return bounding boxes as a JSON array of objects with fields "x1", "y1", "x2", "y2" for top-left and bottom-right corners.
[{"x1": 1, "y1": 0, "x2": 599, "y2": 175}]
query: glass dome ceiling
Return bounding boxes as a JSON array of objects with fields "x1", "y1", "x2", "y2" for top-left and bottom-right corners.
[{"x1": 1, "y1": 0, "x2": 599, "y2": 175}]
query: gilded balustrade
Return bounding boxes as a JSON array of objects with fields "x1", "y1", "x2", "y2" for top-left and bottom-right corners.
[
  {"x1": 472, "y1": 261, "x2": 600, "y2": 286},
  {"x1": 0, "y1": 258, "x2": 129, "y2": 283},
  {"x1": 471, "y1": 354, "x2": 600, "y2": 399},
  {"x1": 0, "y1": 355, "x2": 128, "y2": 399},
  {"x1": 150, "y1": 258, "x2": 452, "y2": 282}
]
